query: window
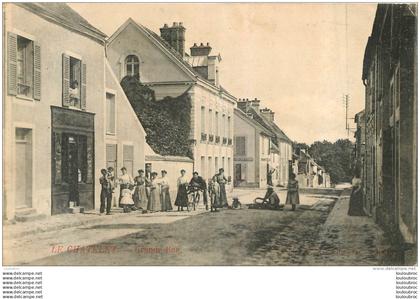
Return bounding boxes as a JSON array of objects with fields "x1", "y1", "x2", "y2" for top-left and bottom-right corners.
[
  {"x1": 106, "y1": 93, "x2": 116, "y2": 134},
  {"x1": 106, "y1": 144, "x2": 117, "y2": 171},
  {"x1": 235, "y1": 136, "x2": 246, "y2": 156},
  {"x1": 227, "y1": 116, "x2": 231, "y2": 138},
  {"x1": 201, "y1": 106, "x2": 206, "y2": 134},
  {"x1": 123, "y1": 144, "x2": 134, "y2": 177},
  {"x1": 215, "y1": 111, "x2": 219, "y2": 136},
  {"x1": 125, "y1": 55, "x2": 139, "y2": 79},
  {"x1": 17, "y1": 36, "x2": 33, "y2": 97},
  {"x1": 208, "y1": 157, "x2": 212, "y2": 179},
  {"x1": 62, "y1": 54, "x2": 86, "y2": 110},
  {"x1": 208, "y1": 109, "x2": 213, "y2": 135},
  {"x1": 222, "y1": 114, "x2": 226, "y2": 137},
  {"x1": 8, "y1": 32, "x2": 41, "y2": 99}
]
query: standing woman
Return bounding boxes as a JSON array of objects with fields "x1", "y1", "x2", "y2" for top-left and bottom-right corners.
[
  {"x1": 208, "y1": 176, "x2": 221, "y2": 212},
  {"x1": 159, "y1": 170, "x2": 173, "y2": 212},
  {"x1": 348, "y1": 176, "x2": 364, "y2": 216},
  {"x1": 133, "y1": 169, "x2": 149, "y2": 211},
  {"x1": 286, "y1": 173, "x2": 300, "y2": 211},
  {"x1": 147, "y1": 172, "x2": 161, "y2": 212},
  {"x1": 175, "y1": 169, "x2": 189, "y2": 211},
  {"x1": 216, "y1": 168, "x2": 228, "y2": 208},
  {"x1": 118, "y1": 167, "x2": 134, "y2": 208}
]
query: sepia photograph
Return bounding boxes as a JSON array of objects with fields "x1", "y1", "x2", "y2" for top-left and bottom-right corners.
[{"x1": 2, "y1": 1, "x2": 417, "y2": 273}]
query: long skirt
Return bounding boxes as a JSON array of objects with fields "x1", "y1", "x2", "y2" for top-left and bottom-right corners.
[
  {"x1": 133, "y1": 185, "x2": 149, "y2": 209},
  {"x1": 348, "y1": 187, "x2": 365, "y2": 216},
  {"x1": 160, "y1": 187, "x2": 173, "y2": 211},
  {"x1": 219, "y1": 183, "x2": 228, "y2": 207},
  {"x1": 286, "y1": 190, "x2": 300, "y2": 205},
  {"x1": 148, "y1": 188, "x2": 161, "y2": 212},
  {"x1": 175, "y1": 185, "x2": 188, "y2": 207}
]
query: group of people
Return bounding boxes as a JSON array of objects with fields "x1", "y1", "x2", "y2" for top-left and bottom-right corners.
[{"x1": 98, "y1": 167, "x2": 231, "y2": 215}]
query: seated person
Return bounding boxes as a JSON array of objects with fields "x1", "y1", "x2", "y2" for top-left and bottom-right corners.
[
  {"x1": 69, "y1": 80, "x2": 80, "y2": 106},
  {"x1": 255, "y1": 186, "x2": 281, "y2": 208}
]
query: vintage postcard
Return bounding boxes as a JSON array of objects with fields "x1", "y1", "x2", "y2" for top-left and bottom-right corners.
[{"x1": 2, "y1": 2, "x2": 417, "y2": 268}]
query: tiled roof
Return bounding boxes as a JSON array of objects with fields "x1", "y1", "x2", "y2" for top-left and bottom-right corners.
[
  {"x1": 116, "y1": 19, "x2": 236, "y2": 98},
  {"x1": 17, "y1": 3, "x2": 107, "y2": 42},
  {"x1": 240, "y1": 105, "x2": 292, "y2": 144}
]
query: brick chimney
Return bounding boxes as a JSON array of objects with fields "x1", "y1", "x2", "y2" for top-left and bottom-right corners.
[
  {"x1": 160, "y1": 22, "x2": 186, "y2": 57},
  {"x1": 260, "y1": 107, "x2": 275, "y2": 122},
  {"x1": 190, "y1": 42, "x2": 212, "y2": 56},
  {"x1": 250, "y1": 98, "x2": 260, "y2": 111}
]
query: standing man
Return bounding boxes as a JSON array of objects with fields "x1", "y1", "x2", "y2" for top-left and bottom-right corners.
[
  {"x1": 107, "y1": 167, "x2": 117, "y2": 208},
  {"x1": 99, "y1": 169, "x2": 112, "y2": 215},
  {"x1": 189, "y1": 171, "x2": 208, "y2": 210}
]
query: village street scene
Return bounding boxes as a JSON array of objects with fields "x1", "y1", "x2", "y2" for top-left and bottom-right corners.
[{"x1": 3, "y1": 3, "x2": 417, "y2": 266}]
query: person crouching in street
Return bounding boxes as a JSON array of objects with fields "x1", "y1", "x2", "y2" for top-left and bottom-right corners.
[
  {"x1": 99, "y1": 169, "x2": 112, "y2": 215},
  {"x1": 286, "y1": 173, "x2": 300, "y2": 211}
]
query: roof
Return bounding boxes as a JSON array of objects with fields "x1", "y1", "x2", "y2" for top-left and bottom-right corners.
[
  {"x1": 239, "y1": 105, "x2": 292, "y2": 144},
  {"x1": 234, "y1": 108, "x2": 274, "y2": 137},
  {"x1": 17, "y1": 3, "x2": 107, "y2": 43},
  {"x1": 108, "y1": 18, "x2": 237, "y2": 101}
]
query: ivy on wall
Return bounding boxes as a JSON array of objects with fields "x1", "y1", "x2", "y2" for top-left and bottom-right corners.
[{"x1": 121, "y1": 76, "x2": 193, "y2": 159}]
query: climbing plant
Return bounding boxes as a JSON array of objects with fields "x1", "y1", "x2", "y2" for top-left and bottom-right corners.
[{"x1": 121, "y1": 76, "x2": 193, "y2": 159}]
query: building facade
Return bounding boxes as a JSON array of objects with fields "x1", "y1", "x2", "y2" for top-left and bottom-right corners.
[
  {"x1": 3, "y1": 3, "x2": 146, "y2": 220},
  {"x1": 107, "y1": 19, "x2": 236, "y2": 181},
  {"x1": 235, "y1": 98, "x2": 293, "y2": 188},
  {"x1": 361, "y1": 4, "x2": 417, "y2": 264},
  {"x1": 233, "y1": 108, "x2": 273, "y2": 188}
]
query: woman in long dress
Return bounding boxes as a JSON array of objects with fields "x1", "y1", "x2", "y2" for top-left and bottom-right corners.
[
  {"x1": 348, "y1": 176, "x2": 365, "y2": 216},
  {"x1": 285, "y1": 173, "x2": 300, "y2": 211},
  {"x1": 118, "y1": 167, "x2": 134, "y2": 209},
  {"x1": 133, "y1": 169, "x2": 148, "y2": 211},
  {"x1": 147, "y1": 172, "x2": 161, "y2": 212},
  {"x1": 175, "y1": 169, "x2": 189, "y2": 211},
  {"x1": 159, "y1": 170, "x2": 173, "y2": 212},
  {"x1": 215, "y1": 168, "x2": 228, "y2": 208}
]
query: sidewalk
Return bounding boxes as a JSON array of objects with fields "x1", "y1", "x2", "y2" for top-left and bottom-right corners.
[
  {"x1": 3, "y1": 208, "x2": 207, "y2": 240},
  {"x1": 304, "y1": 189, "x2": 396, "y2": 265}
]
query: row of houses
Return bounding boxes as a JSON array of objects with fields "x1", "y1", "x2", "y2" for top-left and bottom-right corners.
[
  {"x1": 354, "y1": 3, "x2": 417, "y2": 265},
  {"x1": 292, "y1": 148, "x2": 331, "y2": 189},
  {"x1": 3, "y1": 3, "x2": 300, "y2": 221}
]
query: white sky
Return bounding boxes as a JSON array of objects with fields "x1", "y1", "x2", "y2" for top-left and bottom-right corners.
[{"x1": 70, "y1": 3, "x2": 377, "y2": 144}]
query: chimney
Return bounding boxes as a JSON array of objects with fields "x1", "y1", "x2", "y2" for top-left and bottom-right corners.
[
  {"x1": 260, "y1": 107, "x2": 275, "y2": 122},
  {"x1": 190, "y1": 42, "x2": 212, "y2": 56},
  {"x1": 250, "y1": 98, "x2": 260, "y2": 111},
  {"x1": 237, "y1": 98, "x2": 251, "y2": 112},
  {"x1": 160, "y1": 22, "x2": 186, "y2": 57}
]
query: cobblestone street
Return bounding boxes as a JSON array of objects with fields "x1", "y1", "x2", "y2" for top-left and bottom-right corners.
[{"x1": 4, "y1": 188, "x2": 395, "y2": 266}]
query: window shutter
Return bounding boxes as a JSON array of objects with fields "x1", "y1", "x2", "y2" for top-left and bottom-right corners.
[
  {"x1": 33, "y1": 42, "x2": 41, "y2": 100},
  {"x1": 7, "y1": 32, "x2": 17, "y2": 96},
  {"x1": 62, "y1": 54, "x2": 70, "y2": 106},
  {"x1": 81, "y1": 62, "x2": 87, "y2": 110}
]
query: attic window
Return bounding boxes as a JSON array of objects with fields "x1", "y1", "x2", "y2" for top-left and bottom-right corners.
[{"x1": 125, "y1": 55, "x2": 139, "y2": 79}]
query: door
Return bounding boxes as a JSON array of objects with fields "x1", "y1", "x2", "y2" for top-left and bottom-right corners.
[
  {"x1": 235, "y1": 164, "x2": 242, "y2": 186},
  {"x1": 15, "y1": 128, "x2": 32, "y2": 209},
  {"x1": 67, "y1": 135, "x2": 80, "y2": 205}
]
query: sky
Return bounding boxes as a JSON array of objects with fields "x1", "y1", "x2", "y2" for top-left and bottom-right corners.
[{"x1": 70, "y1": 3, "x2": 377, "y2": 144}]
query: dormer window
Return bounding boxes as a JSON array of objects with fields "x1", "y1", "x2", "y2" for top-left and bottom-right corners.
[{"x1": 125, "y1": 55, "x2": 139, "y2": 79}]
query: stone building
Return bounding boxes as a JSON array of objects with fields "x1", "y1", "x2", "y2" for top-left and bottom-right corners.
[
  {"x1": 353, "y1": 110, "x2": 366, "y2": 179},
  {"x1": 3, "y1": 3, "x2": 147, "y2": 219},
  {"x1": 235, "y1": 99, "x2": 293, "y2": 188},
  {"x1": 361, "y1": 3, "x2": 417, "y2": 264},
  {"x1": 107, "y1": 19, "x2": 236, "y2": 181}
]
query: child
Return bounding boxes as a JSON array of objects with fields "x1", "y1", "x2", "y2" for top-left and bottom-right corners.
[
  {"x1": 286, "y1": 173, "x2": 300, "y2": 211},
  {"x1": 120, "y1": 186, "x2": 134, "y2": 213}
]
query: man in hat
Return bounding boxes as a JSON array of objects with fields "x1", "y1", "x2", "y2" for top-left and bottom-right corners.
[{"x1": 189, "y1": 171, "x2": 208, "y2": 209}]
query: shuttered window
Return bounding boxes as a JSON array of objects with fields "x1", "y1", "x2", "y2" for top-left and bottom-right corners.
[
  {"x1": 62, "y1": 54, "x2": 86, "y2": 110},
  {"x1": 235, "y1": 136, "x2": 246, "y2": 156},
  {"x1": 8, "y1": 32, "x2": 41, "y2": 99},
  {"x1": 123, "y1": 145, "x2": 134, "y2": 177},
  {"x1": 106, "y1": 144, "x2": 117, "y2": 171}
]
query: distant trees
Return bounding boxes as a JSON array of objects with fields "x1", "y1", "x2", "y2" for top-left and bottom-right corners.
[{"x1": 294, "y1": 139, "x2": 354, "y2": 184}]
